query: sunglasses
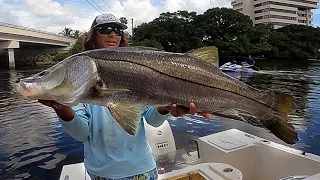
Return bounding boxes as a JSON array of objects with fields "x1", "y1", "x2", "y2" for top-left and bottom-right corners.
[{"x1": 95, "y1": 26, "x2": 124, "y2": 36}]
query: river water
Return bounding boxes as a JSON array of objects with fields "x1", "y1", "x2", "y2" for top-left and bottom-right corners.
[{"x1": 0, "y1": 60, "x2": 320, "y2": 180}]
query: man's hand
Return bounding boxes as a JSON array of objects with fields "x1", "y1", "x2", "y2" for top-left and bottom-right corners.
[{"x1": 38, "y1": 100, "x2": 75, "y2": 122}]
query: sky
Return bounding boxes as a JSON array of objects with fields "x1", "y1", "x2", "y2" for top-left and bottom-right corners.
[{"x1": 0, "y1": 0, "x2": 319, "y2": 35}]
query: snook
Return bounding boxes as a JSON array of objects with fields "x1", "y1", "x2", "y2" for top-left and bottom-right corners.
[{"x1": 16, "y1": 46, "x2": 298, "y2": 144}]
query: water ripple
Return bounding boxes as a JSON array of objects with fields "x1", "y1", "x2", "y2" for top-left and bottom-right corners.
[
  {"x1": 1, "y1": 62, "x2": 320, "y2": 179},
  {"x1": 0, "y1": 68, "x2": 83, "y2": 180}
]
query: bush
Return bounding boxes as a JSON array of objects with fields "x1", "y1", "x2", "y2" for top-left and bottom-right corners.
[
  {"x1": 53, "y1": 52, "x2": 72, "y2": 62},
  {"x1": 131, "y1": 39, "x2": 163, "y2": 50},
  {"x1": 70, "y1": 36, "x2": 84, "y2": 55}
]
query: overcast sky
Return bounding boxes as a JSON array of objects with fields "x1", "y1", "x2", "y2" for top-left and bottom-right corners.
[{"x1": 0, "y1": 0, "x2": 319, "y2": 34}]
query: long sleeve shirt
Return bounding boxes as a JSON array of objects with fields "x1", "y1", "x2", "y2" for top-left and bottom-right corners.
[{"x1": 58, "y1": 103, "x2": 170, "y2": 179}]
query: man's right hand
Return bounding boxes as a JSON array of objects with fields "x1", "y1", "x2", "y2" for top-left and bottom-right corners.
[{"x1": 38, "y1": 100, "x2": 75, "y2": 122}]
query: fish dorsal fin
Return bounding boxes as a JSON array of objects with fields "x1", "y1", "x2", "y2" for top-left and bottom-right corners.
[
  {"x1": 108, "y1": 103, "x2": 142, "y2": 136},
  {"x1": 187, "y1": 46, "x2": 219, "y2": 67}
]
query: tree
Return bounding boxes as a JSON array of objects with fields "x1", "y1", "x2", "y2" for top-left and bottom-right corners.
[
  {"x1": 269, "y1": 25, "x2": 320, "y2": 59},
  {"x1": 72, "y1": 30, "x2": 82, "y2": 39},
  {"x1": 248, "y1": 24, "x2": 273, "y2": 56},
  {"x1": 119, "y1": 17, "x2": 128, "y2": 24},
  {"x1": 131, "y1": 8, "x2": 320, "y2": 60},
  {"x1": 69, "y1": 35, "x2": 84, "y2": 54},
  {"x1": 195, "y1": 8, "x2": 253, "y2": 56},
  {"x1": 59, "y1": 27, "x2": 73, "y2": 37},
  {"x1": 133, "y1": 10, "x2": 203, "y2": 52}
]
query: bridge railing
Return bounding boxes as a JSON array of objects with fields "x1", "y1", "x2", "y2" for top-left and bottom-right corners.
[{"x1": 0, "y1": 22, "x2": 74, "y2": 39}]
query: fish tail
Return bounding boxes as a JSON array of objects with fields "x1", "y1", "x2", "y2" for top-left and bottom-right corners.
[{"x1": 261, "y1": 114, "x2": 298, "y2": 144}]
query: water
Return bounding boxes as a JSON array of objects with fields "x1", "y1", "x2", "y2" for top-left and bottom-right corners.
[{"x1": 1, "y1": 60, "x2": 320, "y2": 179}]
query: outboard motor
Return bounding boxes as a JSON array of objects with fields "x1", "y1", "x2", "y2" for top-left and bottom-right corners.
[{"x1": 143, "y1": 119, "x2": 176, "y2": 156}]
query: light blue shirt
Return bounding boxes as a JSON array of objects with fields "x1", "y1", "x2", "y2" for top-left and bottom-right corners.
[{"x1": 58, "y1": 104, "x2": 170, "y2": 179}]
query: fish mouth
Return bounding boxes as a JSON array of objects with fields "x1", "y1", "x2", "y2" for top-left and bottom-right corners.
[{"x1": 16, "y1": 82, "x2": 42, "y2": 99}]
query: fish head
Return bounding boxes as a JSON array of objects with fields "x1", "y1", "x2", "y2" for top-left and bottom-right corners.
[
  {"x1": 16, "y1": 55, "x2": 98, "y2": 106},
  {"x1": 16, "y1": 61, "x2": 68, "y2": 100}
]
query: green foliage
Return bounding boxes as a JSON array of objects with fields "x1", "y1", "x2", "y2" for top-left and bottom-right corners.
[
  {"x1": 59, "y1": 27, "x2": 83, "y2": 38},
  {"x1": 72, "y1": 30, "x2": 82, "y2": 39},
  {"x1": 131, "y1": 39, "x2": 163, "y2": 50},
  {"x1": 133, "y1": 10, "x2": 204, "y2": 53},
  {"x1": 54, "y1": 35, "x2": 85, "y2": 62},
  {"x1": 268, "y1": 25, "x2": 320, "y2": 59},
  {"x1": 53, "y1": 52, "x2": 72, "y2": 62},
  {"x1": 131, "y1": 8, "x2": 320, "y2": 60},
  {"x1": 59, "y1": 27, "x2": 73, "y2": 37},
  {"x1": 70, "y1": 36, "x2": 84, "y2": 55}
]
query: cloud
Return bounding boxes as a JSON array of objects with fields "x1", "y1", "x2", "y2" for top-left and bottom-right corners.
[
  {"x1": 122, "y1": 0, "x2": 161, "y2": 22},
  {"x1": 101, "y1": 0, "x2": 232, "y2": 34},
  {"x1": 0, "y1": 1, "x2": 22, "y2": 25},
  {"x1": 0, "y1": 0, "x2": 100, "y2": 33},
  {"x1": 163, "y1": 0, "x2": 231, "y2": 13},
  {"x1": 3, "y1": 0, "x2": 319, "y2": 34},
  {"x1": 1, "y1": 0, "x2": 233, "y2": 34},
  {"x1": 19, "y1": 0, "x2": 68, "y2": 17}
]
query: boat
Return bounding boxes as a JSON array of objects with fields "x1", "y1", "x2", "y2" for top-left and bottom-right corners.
[
  {"x1": 219, "y1": 62, "x2": 260, "y2": 73},
  {"x1": 59, "y1": 119, "x2": 320, "y2": 180}
]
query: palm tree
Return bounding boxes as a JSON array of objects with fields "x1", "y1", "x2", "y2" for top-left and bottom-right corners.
[
  {"x1": 72, "y1": 30, "x2": 82, "y2": 39},
  {"x1": 59, "y1": 27, "x2": 73, "y2": 37}
]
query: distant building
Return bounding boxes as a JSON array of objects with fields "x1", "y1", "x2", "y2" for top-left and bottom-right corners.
[{"x1": 231, "y1": 0, "x2": 319, "y2": 29}]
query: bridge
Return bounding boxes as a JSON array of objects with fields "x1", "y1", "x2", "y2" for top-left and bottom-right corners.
[{"x1": 0, "y1": 22, "x2": 77, "y2": 69}]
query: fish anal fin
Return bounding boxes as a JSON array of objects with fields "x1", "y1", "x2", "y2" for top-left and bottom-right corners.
[
  {"x1": 108, "y1": 103, "x2": 142, "y2": 136},
  {"x1": 187, "y1": 46, "x2": 219, "y2": 67},
  {"x1": 211, "y1": 109, "x2": 245, "y2": 121},
  {"x1": 211, "y1": 109, "x2": 266, "y2": 127},
  {"x1": 261, "y1": 115, "x2": 298, "y2": 144}
]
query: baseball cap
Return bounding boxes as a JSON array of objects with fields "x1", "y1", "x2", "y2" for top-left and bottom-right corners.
[{"x1": 91, "y1": 13, "x2": 128, "y2": 29}]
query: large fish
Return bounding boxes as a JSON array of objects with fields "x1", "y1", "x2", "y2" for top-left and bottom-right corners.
[{"x1": 15, "y1": 46, "x2": 298, "y2": 144}]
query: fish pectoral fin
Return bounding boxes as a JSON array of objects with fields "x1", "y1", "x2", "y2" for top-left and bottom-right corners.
[
  {"x1": 187, "y1": 46, "x2": 219, "y2": 67},
  {"x1": 108, "y1": 103, "x2": 142, "y2": 136},
  {"x1": 95, "y1": 78, "x2": 130, "y2": 94},
  {"x1": 96, "y1": 87, "x2": 130, "y2": 94}
]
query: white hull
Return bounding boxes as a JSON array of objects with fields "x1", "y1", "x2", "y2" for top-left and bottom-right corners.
[{"x1": 59, "y1": 121, "x2": 320, "y2": 180}]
